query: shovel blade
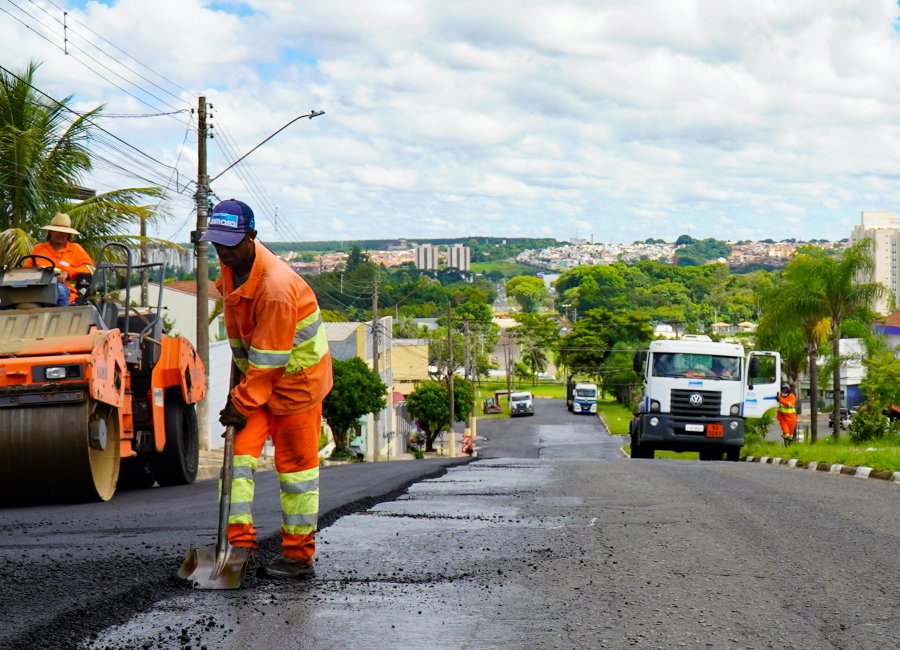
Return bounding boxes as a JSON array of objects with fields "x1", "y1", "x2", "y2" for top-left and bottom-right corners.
[{"x1": 177, "y1": 545, "x2": 251, "y2": 590}]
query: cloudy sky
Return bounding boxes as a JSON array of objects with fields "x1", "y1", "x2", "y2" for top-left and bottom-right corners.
[{"x1": 2, "y1": 0, "x2": 900, "y2": 245}]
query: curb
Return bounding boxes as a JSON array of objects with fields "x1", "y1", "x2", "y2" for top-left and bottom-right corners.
[
  {"x1": 744, "y1": 455, "x2": 900, "y2": 484},
  {"x1": 196, "y1": 450, "x2": 275, "y2": 482}
]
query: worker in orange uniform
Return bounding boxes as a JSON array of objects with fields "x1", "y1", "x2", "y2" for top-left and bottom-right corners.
[
  {"x1": 201, "y1": 199, "x2": 332, "y2": 580},
  {"x1": 27, "y1": 213, "x2": 95, "y2": 305},
  {"x1": 776, "y1": 383, "x2": 797, "y2": 440}
]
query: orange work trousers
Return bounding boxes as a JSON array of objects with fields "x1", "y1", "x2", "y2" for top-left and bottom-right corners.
[
  {"x1": 777, "y1": 412, "x2": 797, "y2": 437},
  {"x1": 227, "y1": 404, "x2": 321, "y2": 564}
]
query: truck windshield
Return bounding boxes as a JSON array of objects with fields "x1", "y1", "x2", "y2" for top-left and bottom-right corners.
[
  {"x1": 651, "y1": 353, "x2": 741, "y2": 381},
  {"x1": 575, "y1": 388, "x2": 597, "y2": 398}
]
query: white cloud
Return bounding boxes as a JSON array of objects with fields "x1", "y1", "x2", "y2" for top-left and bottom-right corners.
[{"x1": 2, "y1": 0, "x2": 900, "y2": 244}]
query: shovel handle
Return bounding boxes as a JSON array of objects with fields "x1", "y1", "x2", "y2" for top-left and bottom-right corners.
[{"x1": 215, "y1": 424, "x2": 237, "y2": 562}]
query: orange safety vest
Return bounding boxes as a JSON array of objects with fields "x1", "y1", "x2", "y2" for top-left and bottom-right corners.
[
  {"x1": 777, "y1": 392, "x2": 796, "y2": 414},
  {"x1": 217, "y1": 242, "x2": 332, "y2": 416},
  {"x1": 26, "y1": 240, "x2": 95, "y2": 303}
]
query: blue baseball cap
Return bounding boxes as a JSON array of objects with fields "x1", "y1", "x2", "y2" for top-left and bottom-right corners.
[{"x1": 200, "y1": 199, "x2": 255, "y2": 246}]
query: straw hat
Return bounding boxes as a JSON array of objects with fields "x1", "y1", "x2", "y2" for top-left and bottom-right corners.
[{"x1": 42, "y1": 213, "x2": 79, "y2": 235}]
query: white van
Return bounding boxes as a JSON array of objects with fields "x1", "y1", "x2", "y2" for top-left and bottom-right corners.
[{"x1": 510, "y1": 391, "x2": 534, "y2": 417}]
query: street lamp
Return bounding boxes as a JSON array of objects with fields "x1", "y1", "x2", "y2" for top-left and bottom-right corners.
[{"x1": 209, "y1": 110, "x2": 325, "y2": 184}]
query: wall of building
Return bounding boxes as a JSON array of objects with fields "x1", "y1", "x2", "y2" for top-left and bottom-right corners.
[{"x1": 128, "y1": 282, "x2": 221, "y2": 348}]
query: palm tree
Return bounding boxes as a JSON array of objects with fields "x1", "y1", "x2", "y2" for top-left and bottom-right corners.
[
  {"x1": 758, "y1": 288, "x2": 830, "y2": 443},
  {"x1": 0, "y1": 60, "x2": 168, "y2": 268},
  {"x1": 816, "y1": 241, "x2": 889, "y2": 440},
  {"x1": 523, "y1": 343, "x2": 548, "y2": 386},
  {"x1": 763, "y1": 243, "x2": 888, "y2": 441}
]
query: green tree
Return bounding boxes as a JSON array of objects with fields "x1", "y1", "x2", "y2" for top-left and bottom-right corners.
[
  {"x1": 781, "y1": 242, "x2": 888, "y2": 440},
  {"x1": 600, "y1": 341, "x2": 642, "y2": 405},
  {"x1": 0, "y1": 61, "x2": 165, "y2": 267},
  {"x1": 345, "y1": 245, "x2": 367, "y2": 272},
  {"x1": 322, "y1": 357, "x2": 388, "y2": 450},
  {"x1": 758, "y1": 262, "x2": 831, "y2": 443},
  {"x1": 506, "y1": 275, "x2": 548, "y2": 313},
  {"x1": 406, "y1": 379, "x2": 475, "y2": 452}
]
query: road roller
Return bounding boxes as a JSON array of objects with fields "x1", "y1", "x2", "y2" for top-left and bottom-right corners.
[{"x1": 0, "y1": 242, "x2": 206, "y2": 504}]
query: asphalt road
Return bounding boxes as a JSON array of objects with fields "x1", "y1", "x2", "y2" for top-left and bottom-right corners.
[
  {"x1": 0, "y1": 455, "x2": 468, "y2": 649},
  {"x1": 5, "y1": 400, "x2": 900, "y2": 649}
]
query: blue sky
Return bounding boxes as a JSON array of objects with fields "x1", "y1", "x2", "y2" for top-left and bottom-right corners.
[{"x1": 3, "y1": 1, "x2": 900, "y2": 245}]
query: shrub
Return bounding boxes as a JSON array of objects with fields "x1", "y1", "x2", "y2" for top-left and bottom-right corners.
[
  {"x1": 848, "y1": 404, "x2": 889, "y2": 443},
  {"x1": 745, "y1": 409, "x2": 775, "y2": 446}
]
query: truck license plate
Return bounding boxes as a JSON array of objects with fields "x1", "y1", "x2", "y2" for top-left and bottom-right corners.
[
  {"x1": 685, "y1": 424, "x2": 704, "y2": 432},
  {"x1": 706, "y1": 424, "x2": 724, "y2": 438}
]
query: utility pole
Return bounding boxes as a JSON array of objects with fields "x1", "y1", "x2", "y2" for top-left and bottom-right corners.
[
  {"x1": 195, "y1": 96, "x2": 210, "y2": 450},
  {"x1": 447, "y1": 301, "x2": 455, "y2": 455},
  {"x1": 371, "y1": 275, "x2": 380, "y2": 461},
  {"x1": 139, "y1": 215, "x2": 148, "y2": 307},
  {"x1": 463, "y1": 317, "x2": 470, "y2": 382}
]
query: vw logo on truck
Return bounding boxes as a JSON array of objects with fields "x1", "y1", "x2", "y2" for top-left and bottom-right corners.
[{"x1": 689, "y1": 393, "x2": 704, "y2": 406}]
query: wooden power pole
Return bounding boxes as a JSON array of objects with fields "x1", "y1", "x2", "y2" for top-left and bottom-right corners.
[
  {"x1": 447, "y1": 301, "x2": 455, "y2": 443},
  {"x1": 371, "y1": 275, "x2": 380, "y2": 460},
  {"x1": 195, "y1": 96, "x2": 210, "y2": 450}
]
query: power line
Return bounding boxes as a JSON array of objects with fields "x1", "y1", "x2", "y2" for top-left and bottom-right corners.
[
  {"x1": 0, "y1": 63, "x2": 185, "y2": 180},
  {"x1": 38, "y1": 0, "x2": 195, "y2": 98},
  {"x1": 5, "y1": 0, "x2": 191, "y2": 118},
  {"x1": 18, "y1": 0, "x2": 193, "y2": 114}
]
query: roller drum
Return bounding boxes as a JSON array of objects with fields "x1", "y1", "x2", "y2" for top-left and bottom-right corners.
[{"x1": 0, "y1": 400, "x2": 120, "y2": 505}]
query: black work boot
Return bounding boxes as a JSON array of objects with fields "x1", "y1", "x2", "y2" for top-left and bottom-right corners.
[{"x1": 258, "y1": 556, "x2": 315, "y2": 580}]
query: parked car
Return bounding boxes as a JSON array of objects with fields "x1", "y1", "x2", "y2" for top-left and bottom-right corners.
[
  {"x1": 828, "y1": 408, "x2": 856, "y2": 430},
  {"x1": 510, "y1": 391, "x2": 534, "y2": 417}
]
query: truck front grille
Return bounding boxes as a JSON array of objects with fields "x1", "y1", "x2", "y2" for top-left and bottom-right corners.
[{"x1": 670, "y1": 389, "x2": 721, "y2": 418}]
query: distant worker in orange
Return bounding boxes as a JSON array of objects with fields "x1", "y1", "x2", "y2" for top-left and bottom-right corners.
[
  {"x1": 27, "y1": 213, "x2": 95, "y2": 305},
  {"x1": 202, "y1": 199, "x2": 333, "y2": 580},
  {"x1": 776, "y1": 383, "x2": 797, "y2": 440}
]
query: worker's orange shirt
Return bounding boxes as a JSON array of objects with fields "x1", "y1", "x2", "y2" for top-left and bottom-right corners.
[
  {"x1": 776, "y1": 392, "x2": 797, "y2": 410},
  {"x1": 27, "y1": 240, "x2": 95, "y2": 303},
  {"x1": 216, "y1": 242, "x2": 332, "y2": 416}
]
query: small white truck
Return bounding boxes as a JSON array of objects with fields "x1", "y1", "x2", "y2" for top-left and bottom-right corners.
[
  {"x1": 630, "y1": 335, "x2": 780, "y2": 461},
  {"x1": 571, "y1": 382, "x2": 598, "y2": 414}
]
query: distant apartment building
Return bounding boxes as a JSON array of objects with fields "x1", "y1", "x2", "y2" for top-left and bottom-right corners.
[
  {"x1": 147, "y1": 246, "x2": 194, "y2": 273},
  {"x1": 446, "y1": 243, "x2": 471, "y2": 272},
  {"x1": 851, "y1": 211, "x2": 899, "y2": 314},
  {"x1": 414, "y1": 243, "x2": 438, "y2": 270}
]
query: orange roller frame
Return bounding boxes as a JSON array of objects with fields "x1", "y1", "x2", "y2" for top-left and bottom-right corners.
[{"x1": 149, "y1": 334, "x2": 207, "y2": 452}]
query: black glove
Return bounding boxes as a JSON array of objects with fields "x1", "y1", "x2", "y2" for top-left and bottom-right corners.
[{"x1": 219, "y1": 399, "x2": 248, "y2": 431}]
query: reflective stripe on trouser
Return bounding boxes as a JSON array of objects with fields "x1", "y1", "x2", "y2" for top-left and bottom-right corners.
[
  {"x1": 226, "y1": 404, "x2": 322, "y2": 564},
  {"x1": 223, "y1": 454, "x2": 259, "y2": 551}
]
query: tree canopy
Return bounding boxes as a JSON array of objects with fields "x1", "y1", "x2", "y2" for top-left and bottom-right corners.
[
  {"x1": 322, "y1": 357, "x2": 388, "y2": 450},
  {"x1": 405, "y1": 380, "x2": 475, "y2": 452}
]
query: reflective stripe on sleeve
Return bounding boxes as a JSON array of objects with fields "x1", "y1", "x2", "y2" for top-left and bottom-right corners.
[{"x1": 248, "y1": 347, "x2": 292, "y2": 369}]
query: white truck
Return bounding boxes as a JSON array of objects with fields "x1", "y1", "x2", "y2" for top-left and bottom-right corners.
[
  {"x1": 630, "y1": 335, "x2": 780, "y2": 461},
  {"x1": 571, "y1": 382, "x2": 598, "y2": 414}
]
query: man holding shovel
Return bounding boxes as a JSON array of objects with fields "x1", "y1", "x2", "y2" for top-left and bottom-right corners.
[{"x1": 201, "y1": 199, "x2": 332, "y2": 580}]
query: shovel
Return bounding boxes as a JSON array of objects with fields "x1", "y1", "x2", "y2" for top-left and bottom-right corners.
[{"x1": 177, "y1": 423, "x2": 251, "y2": 589}]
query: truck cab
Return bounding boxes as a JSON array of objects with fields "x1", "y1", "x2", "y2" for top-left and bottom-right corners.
[
  {"x1": 631, "y1": 335, "x2": 780, "y2": 461},
  {"x1": 572, "y1": 382, "x2": 598, "y2": 414}
]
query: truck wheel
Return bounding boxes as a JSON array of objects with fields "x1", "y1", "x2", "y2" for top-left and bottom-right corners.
[
  {"x1": 699, "y1": 450, "x2": 711, "y2": 461},
  {"x1": 725, "y1": 447, "x2": 740, "y2": 462},
  {"x1": 150, "y1": 390, "x2": 199, "y2": 486}
]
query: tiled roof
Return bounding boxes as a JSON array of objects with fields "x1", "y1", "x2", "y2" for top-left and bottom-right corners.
[{"x1": 164, "y1": 280, "x2": 223, "y2": 300}]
